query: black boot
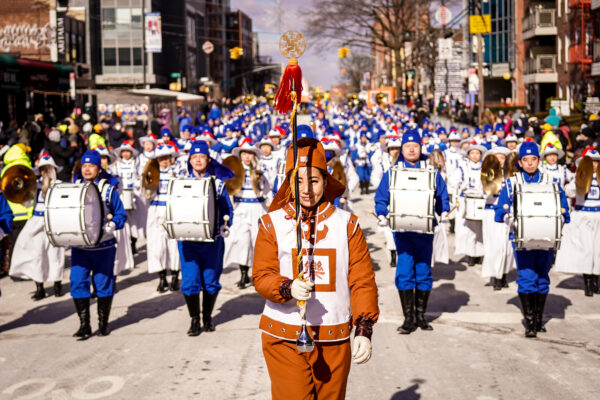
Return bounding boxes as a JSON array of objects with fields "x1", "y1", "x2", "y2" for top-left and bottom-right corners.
[
  {"x1": 364, "y1": 181, "x2": 369, "y2": 195},
  {"x1": 31, "y1": 282, "x2": 46, "y2": 300},
  {"x1": 390, "y1": 250, "x2": 397, "y2": 268},
  {"x1": 131, "y1": 237, "x2": 138, "y2": 255},
  {"x1": 415, "y1": 289, "x2": 433, "y2": 331},
  {"x1": 583, "y1": 274, "x2": 594, "y2": 297},
  {"x1": 72, "y1": 298, "x2": 92, "y2": 340},
  {"x1": 53, "y1": 281, "x2": 63, "y2": 297},
  {"x1": 593, "y1": 275, "x2": 600, "y2": 294},
  {"x1": 157, "y1": 270, "x2": 169, "y2": 293},
  {"x1": 91, "y1": 279, "x2": 97, "y2": 298},
  {"x1": 113, "y1": 277, "x2": 118, "y2": 294},
  {"x1": 467, "y1": 256, "x2": 475, "y2": 267},
  {"x1": 170, "y1": 271, "x2": 180, "y2": 291},
  {"x1": 492, "y1": 278, "x2": 502, "y2": 291},
  {"x1": 202, "y1": 291, "x2": 219, "y2": 332},
  {"x1": 449, "y1": 219, "x2": 455, "y2": 234},
  {"x1": 535, "y1": 293, "x2": 548, "y2": 333},
  {"x1": 97, "y1": 296, "x2": 113, "y2": 336},
  {"x1": 184, "y1": 294, "x2": 201, "y2": 336},
  {"x1": 518, "y1": 293, "x2": 537, "y2": 338},
  {"x1": 397, "y1": 290, "x2": 416, "y2": 334},
  {"x1": 501, "y1": 273, "x2": 509, "y2": 288},
  {"x1": 237, "y1": 266, "x2": 250, "y2": 289}
]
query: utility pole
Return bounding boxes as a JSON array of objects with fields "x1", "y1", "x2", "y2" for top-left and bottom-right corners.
[
  {"x1": 477, "y1": 32, "x2": 484, "y2": 126},
  {"x1": 142, "y1": 0, "x2": 147, "y2": 88}
]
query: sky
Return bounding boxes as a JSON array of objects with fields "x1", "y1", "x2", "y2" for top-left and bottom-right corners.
[{"x1": 230, "y1": 0, "x2": 339, "y2": 89}]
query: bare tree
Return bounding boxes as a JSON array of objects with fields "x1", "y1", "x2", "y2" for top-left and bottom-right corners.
[{"x1": 339, "y1": 52, "x2": 372, "y2": 92}]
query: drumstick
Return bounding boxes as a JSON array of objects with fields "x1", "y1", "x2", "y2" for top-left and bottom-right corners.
[
  {"x1": 369, "y1": 209, "x2": 380, "y2": 220},
  {"x1": 339, "y1": 198, "x2": 346, "y2": 205},
  {"x1": 223, "y1": 215, "x2": 230, "y2": 223},
  {"x1": 447, "y1": 203, "x2": 459, "y2": 215},
  {"x1": 503, "y1": 204, "x2": 509, "y2": 211},
  {"x1": 107, "y1": 214, "x2": 113, "y2": 221}
]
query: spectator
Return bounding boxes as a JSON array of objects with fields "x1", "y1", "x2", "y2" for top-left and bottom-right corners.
[
  {"x1": 544, "y1": 107, "x2": 561, "y2": 128},
  {"x1": 45, "y1": 128, "x2": 77, "y2": 182}
]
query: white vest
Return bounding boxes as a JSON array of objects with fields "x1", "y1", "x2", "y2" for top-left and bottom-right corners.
[{"x1": 260, "y1": 203, "x2": 354, "y2": 342}]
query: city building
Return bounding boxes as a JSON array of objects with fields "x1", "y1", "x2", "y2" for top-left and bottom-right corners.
[{"x1": 225, "y1": 9, "x2": 252, "y2": 98}]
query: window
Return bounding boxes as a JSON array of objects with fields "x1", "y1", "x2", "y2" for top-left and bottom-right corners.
[
  {"x1": 102, "y1": 8, "x2": 115, "y2": 30},
  {"x1": 104, "y1": 48, "x2": 116, "y2": 66},
  {"x1": 118, "y1": 48, "x2": 131, "y2": 66},
  {"x1": 131, "y1": 8, "x2": 142, "y2": 29},
  {"x1": 133, "y1": 48, "x2": 142, "y2": 65},
  {"x1": 116, "y1": 8, "x2": 131, "y2": 30}
]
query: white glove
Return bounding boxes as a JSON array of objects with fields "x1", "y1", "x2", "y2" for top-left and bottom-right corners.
[
  {"x1": 352, "y1": 336, "x2": 372, "y2": 364},
  {"x1": 291, "y1": 279, "x2": 314, "y2": 301},
  {"x1": 377, "y1": 215, "x2": 388, "y2": 227},
  {"x1": 103, "y1": 221, "x2": 116, "y2": 235},
  {"x1": 219, "y1": 225, "x2": 230, "y2": 238}
]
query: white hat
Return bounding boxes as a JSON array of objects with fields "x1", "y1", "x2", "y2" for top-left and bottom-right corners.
[
  {"x1": 93, "y1": 145, "x2": 116, "y2": 163},
  {"x1": 463, "y1": 140, "x2": 488, "y2": 157},
  {"x1": 48, "y1": 129, "x2": 61, "y2": 143},
  {"x1": 139, "y1": 133, "x2": 158, "y2": 147},
  {"x1": 386, "y1": 135, "x2": 402, "y2": 149},
  {"x1": 541, "y1": 143, "x2": 565, "y2": 159},
  {"x1": 115, "y1": 142, "x2": 139, "y2": 158},
  {"x1": 321, "y1": 137, "x2": 341, "y2": 155},
  {"x1": 198, "y1": 131, "x2": 217, "y2": 146},
  {"x1": 153, "y1": 142, "x2": 177, "y2": 158},
  {"x1": 232, "y1": 138, "x2": 260, "y2": 157},
  {"x1": 581, "y1": 146, "x2": 600, "y2": 161},
  {"x1": 486, "y1": 146, "x2": 510, "y2": 157},
  {"x1": 34, "y1": 152, "x2": 63, "y2": 173},
  {"x1": 258, "y1": 136, "x2": 278, "y2": 150},
  {"x1": 448, "y1": 131, "x2": 461, "y2": 142}
]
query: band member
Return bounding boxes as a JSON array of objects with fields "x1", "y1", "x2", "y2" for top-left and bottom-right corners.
[
  {"x1": 253, "y1": 137, "x2": 379, "y2": 399},
  {"x1": 178, "y1": 141, "x2": 234, "y2": 336},
  {"x1": 444, "y1": 130, "x2": 464, "y2": 233},
  {"x1": 0, "y1": 190, "x2": 12, "y2": 297},
  {"x1": 111, "y1": 141, "x2": 139, "y2": 258},
  {"x1": 555, "y1": 147, "x2": 600, "y2": 296},
  {"x1": 481, "y1": 147, "x2": 515, "y2": 290},
  {"x1": 71, "y1": 150, "x2": 127, "y2": 338},
  {"x1": 454, "y1": 141, "x2": 487, "y2": 266},
  {"x1": 375, "y1": 131, "x2": 450, "y2": 334},
  {"x1": 9, "y1": 153, "x2": 65, "y2": 300},
  {"x1": 135, "y1": 133, "x2": 157, "y2": 239},
  {"x1": 495, "y1": 142, "x2": 570, "y2": 337},
  {"x1": 223, "y1": 138, "x2": 269, "y2": 289},
  {"x1": 147, "y1": 142, "x2": 181, "y2": 292},
  {"x1": 257, "y1": 136, "x2": 280, "y2": 188},
  {"x1": 353, "y1": 132, "x2": 373, "y2": 194},
  {"x1": 541, "y1": 144, "x2": 573, "y2": 187}
]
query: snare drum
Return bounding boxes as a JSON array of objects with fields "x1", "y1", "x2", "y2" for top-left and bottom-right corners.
[
  {"x1": 388, "y1": 165, "x2": 436, "y2": 234},
  {"x1": 44, "y1": 182, "x2": 104, "y2": 248},
  {"x1": 513, "y1": 182, "x2": 562, "y2": 250},
  {"x1": 121, "y1": 187, "x2": 135, "y2": 210},
  {"x1": 464, "y1": 196, "x2": 485, "y2": 221},
  {"x1": 165, "y1": 178, "x2": 218, "y2": 241}
]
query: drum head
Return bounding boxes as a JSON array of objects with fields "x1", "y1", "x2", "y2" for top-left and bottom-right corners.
[
  {"x1": 83, "y1": 183, "x2": 104, "y2": 246},
  {"x1": 207, "y1": 178, "x2": 218, "y2": 238}
]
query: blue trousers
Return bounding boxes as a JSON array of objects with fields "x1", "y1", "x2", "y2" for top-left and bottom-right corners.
[
  {"x1": 356, "y1": 165, "x2": 371, "y2": 182},
  {"x1": 394, "y1": 231, "x2": 433, "y2": 291},
  {"x1": 513, "y1": 244, "x2": 554, "y2": 294},
  {"x1": 70, "y1": 246, "x2": 116, "y2": 299},
  {"x1": 178, "y1": 238, "x2": 224, "y2": 296}
]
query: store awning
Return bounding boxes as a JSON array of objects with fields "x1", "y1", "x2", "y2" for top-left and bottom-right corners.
[
  {"x1": 128, "y1": 88, "x2": 205, "y2": 104},
  {"x1": 17, "y1": 58, "x2": 56, "y2": 91}
]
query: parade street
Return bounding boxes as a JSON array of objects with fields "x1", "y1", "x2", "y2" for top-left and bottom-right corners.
[{"x1": 0, "y1": 190, "x2": 599, "y2": 400}]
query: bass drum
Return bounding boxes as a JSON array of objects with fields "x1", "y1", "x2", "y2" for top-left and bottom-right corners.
[
  {"x1": 165, "y1": 178, "x2": 218, "y2": 241},
  {"x1": 388, "y1": 165, "x2": 436, "y2": 234},
  {"x1": 44, "y1": 182, "x2": 104, "y2": 248},
  {"x1": 513, "y1": 182, "x2": 562, "y2": 250}
]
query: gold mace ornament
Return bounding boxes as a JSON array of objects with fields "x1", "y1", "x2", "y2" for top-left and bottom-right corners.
[{"x1": 278, "y1": 30, "x2": 306, "y2": 59}]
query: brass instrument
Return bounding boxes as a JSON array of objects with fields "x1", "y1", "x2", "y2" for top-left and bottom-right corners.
[
  {"x1": 504, "y1": 152, "x2": 519, "y2": 178},
  {"x1": 266, "y1": 93, "x2": 275, "y2": 106},
  {"x1": 142, "y1": 159, "x2": 160, "y2": 197},
  {"x1": 244, "y1": 94, "x2": 257, "y2": 106},
  {"x1": 576, "y1": 156, "x2": 594, "y2": 196},
  {"x1": 0, "y1": 164, "x2": 36, "y2": 204},
  {"x1": 330, "y1": 158, "x2": 347, "y2": 187},
  {"x1": 428, "y1": 150, "x2": 445, "y2": 172},
  {"x1": 222, "y1": 155, "x2": 245, "y2": 196},
  {"x1": 375, "y1": 92, "x2": 387, "y2": 105},
  {"x1": 347, "y1": 93, "x2": 358, "y2": 106},
  {"x1": 481, "y1": 155, "x2": 503, "y2": 196}
]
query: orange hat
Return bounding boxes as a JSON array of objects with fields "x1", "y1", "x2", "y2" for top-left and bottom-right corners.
[{"x1": 269, "y1": 138, "x2": 345, "y2": 212}]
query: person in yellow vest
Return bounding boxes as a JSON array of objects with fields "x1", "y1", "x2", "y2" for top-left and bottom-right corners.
[
  {"x1": 539, "y1": 123, "x2": 562, "y2": 154},
  {"x1": 1, "y1": 144, "x2": 34, "y2": 269},
  {"x1": 89, "y1": 124, "x2": 107, "y2": 150}
]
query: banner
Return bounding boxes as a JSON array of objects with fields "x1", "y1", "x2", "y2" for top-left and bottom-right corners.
[
  {"x1": 56, "y1": 13, "x2": 67, "y2": 63},
  {"x1": 145, "y1": 12, "x2": 162, "y2": 53}
]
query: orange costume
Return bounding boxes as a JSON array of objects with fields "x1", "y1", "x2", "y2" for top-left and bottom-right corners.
[{"x1": 253, "y1": 138, "x2": 379, "y2": 400}]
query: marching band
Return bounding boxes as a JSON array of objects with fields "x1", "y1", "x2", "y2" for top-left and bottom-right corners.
[{"x1": 1, "y1": 100, "x2": 599, "y2": 369}]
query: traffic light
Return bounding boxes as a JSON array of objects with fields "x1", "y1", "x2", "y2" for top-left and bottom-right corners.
[
  {"x1": 229, "y1": 47, "x2": 243, "y2": 60},
  {"x1": 338, "y1": 47, "x2": 350, "y2": 59}
]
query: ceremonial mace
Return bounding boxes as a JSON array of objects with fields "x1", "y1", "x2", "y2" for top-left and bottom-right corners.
[{"x1": 273, "y1": 30, "x2": 313, "y2": 353}]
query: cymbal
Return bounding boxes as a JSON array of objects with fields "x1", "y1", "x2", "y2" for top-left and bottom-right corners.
[
  {"x1": 330, "y1": 158, "x2": 347, "y2": 187},
  {"x1": 428, "y1": 150, "x2": 445, "y2": 172},
  {"x1": 1, "y1": 164, "x2": 36, "y2": 204},
  {"x1": 222, "y1": 155, "x2": 245, "y2": 196},
  {"x1": 504, "y1": 152, "x2": 519, "y2": 178},
  {"x1": 142, "y1": 159, "x2": 160, "y2": 193},
  {"x1": 576, "y1": 156, "x2": 594, "y2": 196},
  {"x1": 481, "y1": 155, "x2": 503, "y2": 196}
]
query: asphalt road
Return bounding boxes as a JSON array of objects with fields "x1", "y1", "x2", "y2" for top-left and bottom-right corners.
[{"x1": 1, "y1": 190, "x2": 599, "y2": 399}]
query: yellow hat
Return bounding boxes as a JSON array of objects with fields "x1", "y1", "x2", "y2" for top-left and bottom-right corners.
[
  {"x1": 590, "y1": 114, "x2": 598, "y2": 121},
  {"x1": 58, "y1": 124, "x2": 68, "y2": 133},
  {"x1": 93, "y1": 124, "x2": 102, "y2": 132},
  {"x1": 540, "y1": 123, "x2": 552, "y2": 131}
]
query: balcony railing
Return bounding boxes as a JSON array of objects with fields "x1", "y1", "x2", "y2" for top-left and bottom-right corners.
[
  {"x1": 569, "y1": 0, "x2": 591, "y2": 8},
  {"x1": 522, "y1": 9, "x2": 556, "y2": 39},
  {"x1": 569, "y1": 43, "x2": 593, "y2": 64},
  {"x1": 524, "y1": 54, "x2": 557, "y2": 75}
]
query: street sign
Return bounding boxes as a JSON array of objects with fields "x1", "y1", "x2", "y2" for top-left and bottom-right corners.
[
  {"x1": 438, "y1": 38, "x2": 453, "y2": 60},
  {"x1": 202, "y1": 41, "x2": 214, "y2": 55},
  {"x1": 470, "y1": 15, "x2": 491, "y2": 34},
  {"x1": 435, "y1": 6, "x2": 452, "y2": 26},
  {"x1": 170, "y1": 72, "x2": 181, "y2": 78}
]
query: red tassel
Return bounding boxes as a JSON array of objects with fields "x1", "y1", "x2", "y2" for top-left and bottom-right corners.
[{"x1": 273, "y1": 58, "x2": 303, "y2": 114}]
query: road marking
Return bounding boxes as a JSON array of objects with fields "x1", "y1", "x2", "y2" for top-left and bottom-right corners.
[
  {"x1": 3, "y1": 378, "x2": 56, "y2": 399},
  {"x1": 71, "y1": 376, "x2": 125, "y2": 400}
]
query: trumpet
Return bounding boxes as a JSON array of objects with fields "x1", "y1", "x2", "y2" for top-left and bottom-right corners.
[{"x1": 244, "y1": 94, "x2": 257, "y2": 106}]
